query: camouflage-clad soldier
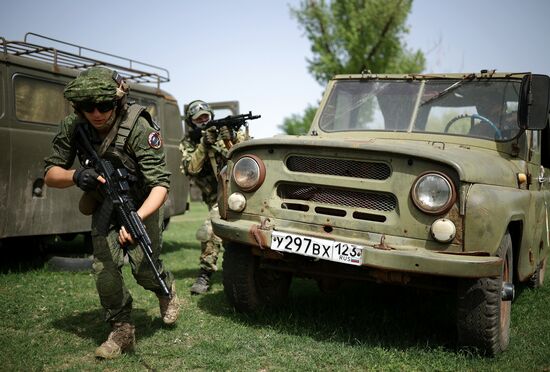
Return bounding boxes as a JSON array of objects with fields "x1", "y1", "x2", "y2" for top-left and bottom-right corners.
[
  {"x1": 180, "y1": 100, "x2": 249, "y2": 294},
  {"x1": 44, "y1": 67, "x2": 180, "y2": 360}
]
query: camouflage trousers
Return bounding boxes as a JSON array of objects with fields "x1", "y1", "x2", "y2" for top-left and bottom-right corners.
[
  {"x1": 195, "y1": 206, "x2": 223, "y2": 273},
  {"x1": 91, "y1": 207, "x2": 174, "y2": 323}
]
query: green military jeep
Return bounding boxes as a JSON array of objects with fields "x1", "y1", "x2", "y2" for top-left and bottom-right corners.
[{"x1": 212, "y1": 70, "x2": 550, "y2": 355}]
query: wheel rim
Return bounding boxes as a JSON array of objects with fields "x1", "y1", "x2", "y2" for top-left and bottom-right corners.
[{"x1": 500, "y1": 255, "x2": 511, "y2": 331}]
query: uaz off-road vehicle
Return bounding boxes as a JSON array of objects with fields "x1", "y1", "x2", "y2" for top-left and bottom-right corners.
[
  {"x1": 0, "y1": 33, "x2": 188, "y2": 248},
  {"x1": 212, "y1": 70, "x2": 550, "y2": 355}
]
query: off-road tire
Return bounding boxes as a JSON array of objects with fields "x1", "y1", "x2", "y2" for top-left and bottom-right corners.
[
  {"x1": 457, "y1": 232, "x2": 512, "y2": 356},
  {"x1": 223, "y1": 242, "x2": 292, "y2": 313}
]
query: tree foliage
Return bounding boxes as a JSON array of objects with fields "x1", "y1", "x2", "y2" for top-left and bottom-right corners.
[
  {"x1": 278, "y1": 105, "x2": 318, "y2": 135},
  {"x1": 291, "y1": 0, "x2": 425, "y2": 85},
  {"x1": 280, "y1": 0, "x2": 426, "y2": 135}
]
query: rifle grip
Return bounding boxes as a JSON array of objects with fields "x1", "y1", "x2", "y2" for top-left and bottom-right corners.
[{"x1": 223, "y1": 139, "x2": 233, "y2": 150}]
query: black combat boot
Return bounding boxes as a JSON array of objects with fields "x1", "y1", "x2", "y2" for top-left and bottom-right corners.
[{"x1": 190, "y1": 269, "x2": 212, "y2": 295}]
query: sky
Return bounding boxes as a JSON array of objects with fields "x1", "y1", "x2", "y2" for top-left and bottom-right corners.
[{"x1": 2, "y1": 0, "x2": 549, "y2": 139}]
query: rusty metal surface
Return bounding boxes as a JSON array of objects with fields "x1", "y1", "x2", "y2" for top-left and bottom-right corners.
[{"x1": 213, "y1": 216, "x2": 503, "y2": 278}]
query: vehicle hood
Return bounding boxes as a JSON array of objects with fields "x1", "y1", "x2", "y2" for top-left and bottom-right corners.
[{"x1": 230, "y1": 135, "x2": 521, "y2": 187}]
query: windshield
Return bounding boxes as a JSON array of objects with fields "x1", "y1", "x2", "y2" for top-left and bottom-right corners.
[{"x1": 318, "y1": 79, "x2": 522, "y2": 141}]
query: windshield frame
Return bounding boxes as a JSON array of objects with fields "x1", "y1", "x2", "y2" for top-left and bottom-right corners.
[{"x1": 317, "y1": 77, "x2": 523, "y2": 143}]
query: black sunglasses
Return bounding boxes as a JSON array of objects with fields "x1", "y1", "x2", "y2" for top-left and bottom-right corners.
[{"x1": 77, "y1": 101, "x2": 116, "y2": 113}]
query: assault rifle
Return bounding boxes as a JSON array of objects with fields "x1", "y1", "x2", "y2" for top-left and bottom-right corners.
[
  {"x1": 75, "y1": 124, "x2": 171, "y2": 297},
  {"x1": 205, "y1": 111, "x2": 260, "y2": 149}
]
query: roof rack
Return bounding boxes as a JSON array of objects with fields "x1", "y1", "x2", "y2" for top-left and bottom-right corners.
[{"x1": 1, "y1": 32, "x2": 169, "y2": 88}]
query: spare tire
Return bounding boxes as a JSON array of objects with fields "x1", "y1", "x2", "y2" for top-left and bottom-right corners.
[{"x1": 46, "y1": 256, "x2": 93, "y2": 272}]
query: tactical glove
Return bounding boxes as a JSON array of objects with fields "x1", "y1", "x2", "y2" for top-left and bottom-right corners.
[
  {"x1": 219, "y1": 126, "x2": 234, "y2": 142},
  {"x1": 73, "y1": 167, "x2": 100, "y2": 192},
  {"x1": 202, "y1": 127, "x2": 218, "y2": 147}
]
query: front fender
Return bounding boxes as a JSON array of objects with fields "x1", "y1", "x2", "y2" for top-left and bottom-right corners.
[{"x1": 465, "y1": 184, "x2": 529, "y2": 254}]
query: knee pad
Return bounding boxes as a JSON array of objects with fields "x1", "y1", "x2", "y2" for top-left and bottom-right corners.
[{"x1": 195, "y1": 219, "x2": 214, "y2": 242}]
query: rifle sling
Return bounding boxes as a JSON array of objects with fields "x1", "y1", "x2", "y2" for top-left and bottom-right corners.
[{"x1": 98, "y1": 110, "x2": 124, "y2": 157}]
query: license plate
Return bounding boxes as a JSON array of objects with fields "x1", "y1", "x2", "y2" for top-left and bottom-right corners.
[{"x1": 271, "y1": 231, "x2": 363, "y2": 266}]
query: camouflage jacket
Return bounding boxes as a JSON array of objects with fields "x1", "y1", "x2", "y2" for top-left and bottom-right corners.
[
  {"x1": 179, "y1": 130, "x2": 248, "y2": 207},
  {"x1": 44, "y1": 108, "x2": 171, "y2": 202}
]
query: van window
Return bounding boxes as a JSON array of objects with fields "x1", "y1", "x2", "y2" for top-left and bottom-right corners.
[
  {"x1": 163, "y1": 102, "x2": 183, "y2": 141},
  {"x1": 14, "y1": 75, "x2": 72, "y2": 124},
  {"x1": 144, "y1": 102, "x2": 158, "y2": 122},
  {"x1": 212, "y1": 108, "x2": 233, "y2": 118},
  {"x1": 131, "y1": 97, "x2": 158, "y2": 122}
]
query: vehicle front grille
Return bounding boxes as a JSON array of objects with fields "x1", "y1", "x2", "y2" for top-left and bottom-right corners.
[
  {"x1": 286, "y1": 156, "x2": 391, "y2": 180},
  {"x1": 277, "y1": 183, "x2": 396, "y2": 212}
]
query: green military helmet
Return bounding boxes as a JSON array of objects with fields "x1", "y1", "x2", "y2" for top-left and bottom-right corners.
[{"x1": 64, "y1": 66, "x2": 126, "y2": 104}]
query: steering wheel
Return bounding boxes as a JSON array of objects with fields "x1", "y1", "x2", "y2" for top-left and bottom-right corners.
[{"x1": 444, "y1": 113, "x2": 502, "y2": 139}]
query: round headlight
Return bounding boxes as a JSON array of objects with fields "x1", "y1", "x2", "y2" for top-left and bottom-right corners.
[
  {"x1": 232, "y1": 155, "x2": 266, "y2": 192},
  {"x1": 411, "y1": 172, "x2": 456, "y2": 215}
]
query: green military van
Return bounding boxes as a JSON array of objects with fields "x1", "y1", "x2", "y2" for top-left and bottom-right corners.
[
  {"x1": 0, "y1": 33, "x2": 188, "y2": 248},
  {"x1": 212, "y1": 70, "x2": 550, "y2": 355}
]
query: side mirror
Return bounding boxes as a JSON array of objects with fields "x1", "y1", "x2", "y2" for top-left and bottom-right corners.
[{"x1": 518, "y1": 74, "x2": 550, "y2": 130}]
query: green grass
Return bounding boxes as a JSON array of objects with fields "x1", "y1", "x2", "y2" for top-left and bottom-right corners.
[{"x1": 1, "y1": 201, "x2": 550, "y2": 371}]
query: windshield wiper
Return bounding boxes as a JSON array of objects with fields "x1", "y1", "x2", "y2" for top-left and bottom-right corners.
[{"x1": 420, "y1": 73, "x2": 476, "y2": 106}]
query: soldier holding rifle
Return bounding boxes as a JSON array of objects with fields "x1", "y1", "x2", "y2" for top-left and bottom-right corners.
[
  {"x1": 44, "y1": 67, "x2": 180, "y2": 359},
  {"x1": 179, "y1": 100, "x2": 256, "y2": 294}
]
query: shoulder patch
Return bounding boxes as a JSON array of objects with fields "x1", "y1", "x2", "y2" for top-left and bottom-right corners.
[{"x1": 148, "y1": 131, "x2": 163, "y2": 149}]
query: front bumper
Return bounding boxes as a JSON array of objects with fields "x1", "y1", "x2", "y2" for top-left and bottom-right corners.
[{"x1": 212, "y1": 216, "x2": 502, "y2": 279}]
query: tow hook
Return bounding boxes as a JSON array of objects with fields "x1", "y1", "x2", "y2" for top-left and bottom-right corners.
[{"x1": 501, "y1": 282, "x2": 515, "y2": 301}]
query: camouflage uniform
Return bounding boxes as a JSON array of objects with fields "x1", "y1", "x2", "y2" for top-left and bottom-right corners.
[
  {"x1": 45, "y1": 111, "x2": 174, "y2": 323},
  {"x1": 44, "y1": 67, "x2": 179, "y2": 359},
  {"x1": 180, "y1": 127, "x2": 248, "y2": 277}
]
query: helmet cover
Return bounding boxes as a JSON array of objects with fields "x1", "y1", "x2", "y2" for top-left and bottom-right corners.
[{"x1": 64, "y1": 66, "x2": 119, "y2": 103}]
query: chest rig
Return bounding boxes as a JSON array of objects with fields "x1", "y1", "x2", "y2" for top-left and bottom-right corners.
[
  {"x1": 76, "y1": 104, "x2": 158, "y2": 201},
  {"x1": 99, "y1": 103, "x2": 157, "y2": 175}
]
